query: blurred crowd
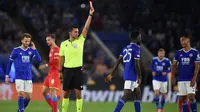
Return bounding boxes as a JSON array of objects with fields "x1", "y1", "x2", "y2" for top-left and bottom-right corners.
[{"x1": 0, "y1": 0, "x2": 200, "y2": 83}]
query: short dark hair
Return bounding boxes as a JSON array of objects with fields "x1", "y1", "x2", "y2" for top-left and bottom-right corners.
[
  {"x1": 129, "y1": 30, "x2": 140, "y2": 40},
  {"x1": 47, "y1": 34, "x2": 56, "y2": 40},
  {"x1": 68, "y1": 25, "x2": 79, "y2": 32},
  {"x1": 158, "y1": 48, "x2": 165, "y2": 52},
  {"x1": 21, "y1": 33, "x2": 32, "y2": 40},
  {"x1": 180, "y1": 31, "x2": 191, "y2": 39}
]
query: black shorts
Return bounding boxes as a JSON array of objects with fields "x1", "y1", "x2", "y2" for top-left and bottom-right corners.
[{"x1": 63, "y1": 67, "x2": 83, "y2": 91}]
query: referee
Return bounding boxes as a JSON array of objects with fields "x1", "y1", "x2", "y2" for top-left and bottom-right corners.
[{"x1": 59, "y1": 2, "x2": 95, "y2": 112}]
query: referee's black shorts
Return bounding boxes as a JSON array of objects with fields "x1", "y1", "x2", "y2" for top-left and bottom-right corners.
[{"x1": 62, "y1": 67, "x2": 83, "y2": 91}]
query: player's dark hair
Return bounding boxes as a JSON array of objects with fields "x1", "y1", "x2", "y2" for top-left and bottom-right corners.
[
  {"x1": 129, "y1": 30, "x2": 140, "y2": 41},
  {"x1": 68, "y1": 25, "x2": 79, "y2": 32},
  {"x1": 180, "y1": 31, "x2": 191, "y2": 39},
  {"x1": 47, "y1": 34, "x2": 56, "y2": 40},
  {"x1": 158, "y1": 48, "x2": 165, "y2": 52},
  {"x1": 21, "y1": 33, "x2": 32, "y2": 40}
]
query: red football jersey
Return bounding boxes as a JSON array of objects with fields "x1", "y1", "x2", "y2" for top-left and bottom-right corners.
[{"x1": 48, "y1": 46, "x2": 60, "y2": 72}]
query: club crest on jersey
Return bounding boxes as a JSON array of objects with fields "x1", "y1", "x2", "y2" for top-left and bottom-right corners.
[
  {"x1": 189, "y1": 53, "x2": 193, "y2": 57},
  {"x1": 72, "y1": 44, "x2": 78, "y2": 48},
  {"x1": 155, "y1": 62, "x2": 158, "y2": 65},
  {"x1": 20, "y1": 52, "x2": 22, "y2": 55},
  {"x1": 28, "y1": 51, "x2": 32, "y2": 55},
  {"x1": 162, "y1": 63, "x2": 165, "y2": 66},
  {"x1": 180, "y1": 54, "x2": 183, "y2": 57}
]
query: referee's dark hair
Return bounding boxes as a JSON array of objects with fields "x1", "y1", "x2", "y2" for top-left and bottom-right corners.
[
  {"x1": 68, "y1": 25, "x2": 79, "y2": 32},
  {"x1": 47, "y1": 34, "x2": 56, "y2": 40},
  {"x1": 129, "y1": 30, "x2": 140, "y2": 41}
]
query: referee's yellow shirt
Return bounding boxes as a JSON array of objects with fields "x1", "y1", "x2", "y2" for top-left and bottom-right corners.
[{"x1": 59, "y1": 34, "x2": 85, "y2": 68}]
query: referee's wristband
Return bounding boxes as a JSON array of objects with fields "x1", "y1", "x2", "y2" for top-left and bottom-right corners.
[{"x1": 89, "y1": 14, "x2": 93, "y2": 16}]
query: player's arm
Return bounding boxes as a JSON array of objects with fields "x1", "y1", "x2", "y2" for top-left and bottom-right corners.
[
  {"x1": 191, "y1": 53, "x2": 200, "y2": 86},
  {"x1": 5, "y1": 49, "x2": 16, "y2": 83},
  {"x1": 32, "y1": 42, "x2": 42, "y2": 64},
  {"x1": 151, "y1": 59, "x2": 156, "y2": 76},
  {"x1": 81, "y1": 1, "x2": 95, "y2": 38},
  {"x1": 59, "y1": 43, "x2": 65, "y2": 74},
  {"x1": 171, "y1": 60, "x2": 177, "y2": 85},
  {"x1": 105, "y1": 56, "x2": 123, "y2": 82},
  {"x1": 134, "y1": 58, "x2": 142, "y2": 85}
]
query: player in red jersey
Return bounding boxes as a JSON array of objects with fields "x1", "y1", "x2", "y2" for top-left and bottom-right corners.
[{"x1": 39, "y1": 34, "x2": 60, "y2": 112}]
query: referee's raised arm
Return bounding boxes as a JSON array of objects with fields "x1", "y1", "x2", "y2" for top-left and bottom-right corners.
[{"x1": 81, "y1": 1, "x2": 95, "y2": 38}]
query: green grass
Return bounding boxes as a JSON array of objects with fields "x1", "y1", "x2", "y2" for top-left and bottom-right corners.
[{"x1": 0, "y1": 100, "x2": 199, "y2": 112}]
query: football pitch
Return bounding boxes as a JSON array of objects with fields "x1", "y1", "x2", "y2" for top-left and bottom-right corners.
[{"x1": 0, "y1": 100, "x2": 199, "y2": 112}]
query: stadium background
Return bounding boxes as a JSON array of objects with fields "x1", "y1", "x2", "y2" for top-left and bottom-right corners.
[{"x1": 0, "y1": 0, "x2": 200, "y2": 111}]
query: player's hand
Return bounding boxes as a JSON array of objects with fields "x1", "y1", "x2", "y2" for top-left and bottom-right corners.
[
  {"x1": 173, "y1": 85, "x2": 178, "y2": 92},
  {"x1": 59, "y1": 73, "x2": 63, "y2": 81},
  {"x1": 89, "y1": 1, "x2": 95, "y2": 15},
  {"x1": 190, "y1": 77, "x2": 196, "y2": 87},
  {"x1": 162, "y1": 72, "x2": 167, "y2": 76},
  {"x1": 152, "y1": 72, "x2": 156, "y2": 76},
  {"x1": 39, "y1": 64, "x2": 47, "y2": 70},
  {"x1": 105, "y1": 74, "x2": 112, "y2": 83},
  {"x1": 138, "y1": 78, "x2": 142, "y2": 86},
  {"x1": 31, "y1": 42, "x2": 36, "y2": 50},
  {"x1": 171, "y1": 76, "x2": 176, "y2": 85},
  {"x1": 5, "y1": 76, "x2": 10, "y2": 84}
]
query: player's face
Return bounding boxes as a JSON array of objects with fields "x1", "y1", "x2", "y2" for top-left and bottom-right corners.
[
  {"x1": 180, "y1": 37, "x2": 190, "y2": 48},
  {"x1": 46, "y1": 36, "x2": 54, "y2": 46},
  {"x1": 21, "y1": 37, "x2": 31, "y2": 48},
  {"x1": 70, "y1": 28, "x2": 79, "y2": 39},
  {"x1": 136, "y1": 34, "x2": 142, "y2": 44},
  {"x1": 158, "y1": 51, "x2": 165, "y2": 59}
]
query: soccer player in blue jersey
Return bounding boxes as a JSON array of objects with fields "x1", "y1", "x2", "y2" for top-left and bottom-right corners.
[
  {"x1": 171, "y1": 34, "x2": 200, "y2": 112},
  {"x1": 151, "y1": 48, "x2": 172, "y2": 112},
  {"x1": 105, "y1": 30, "x2": 142, "y2": 112},
  {"x1": 5, "y1": 33, "x2": 42, "y2": 112}
]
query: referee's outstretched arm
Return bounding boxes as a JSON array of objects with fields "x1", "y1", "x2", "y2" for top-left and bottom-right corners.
[{"x1": 82, "y1": 1, "x2": 95, "y2": 38}]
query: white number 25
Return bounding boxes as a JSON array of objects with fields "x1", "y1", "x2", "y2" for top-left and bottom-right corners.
[{"x1": 123, "y1": 49, "x2": 132, "y2": 62}]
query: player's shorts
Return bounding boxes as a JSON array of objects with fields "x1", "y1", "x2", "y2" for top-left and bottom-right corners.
[
  {"x1": 178, "y1": 81, "x2": 196, "y2": 96},
  {"x1": 15, "y1": 79, "x2": 32, "y2": 93},
  {"x1": 152, "y1": 80, "x2": 168, "y2": 93},
  {"x1": 43, "y1": 71, "x2": 61, "y2": 90},
  {"x1": 63, "y1": 67, "x2": 83, "y2": 91},
  {"x1": 124, "y1": 80, "x2": 138, "y2": 91}
]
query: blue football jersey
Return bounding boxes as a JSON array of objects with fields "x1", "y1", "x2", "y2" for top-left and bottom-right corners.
[
  {"x1": 151, "y1": 57, "x2": 172, "y2": 82},
  {"x1": 174, "y1": 48, "x2": 200, "y2": 81},
  {"x1": 6, "y1": 47, "x2": 42, "y2": 80},
  {"x1": 120, "y1": 43, "x2": 140, "y2": 81}
]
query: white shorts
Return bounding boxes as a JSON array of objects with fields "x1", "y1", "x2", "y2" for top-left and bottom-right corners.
[
  {"x1": 152, "y1": 80, "x2": 167, "y2": 93},
  {"x1": 178, "y1": 81, "x2": 196, "y2": 96},
  {"x1": 15, "y1": 79, "x2": 33, "y2": 93},
  {"x1": 124, "y1": 80, "x2": 138, "y2": 91}
]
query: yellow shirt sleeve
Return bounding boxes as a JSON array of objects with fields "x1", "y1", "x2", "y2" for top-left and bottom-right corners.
[
  {"x1": 59, "y1": 42, "x2": 65, "y2": 56},
  {"x1": 78, "y1": 34, "x2": 86, "y2": 42}
]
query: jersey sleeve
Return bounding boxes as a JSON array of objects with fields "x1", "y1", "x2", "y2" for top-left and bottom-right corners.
[
  {"x1": 119, "y1": 49, "x2": 124, "y2": 57},
  {"x1": 194, "y1": 51, "x2": 200, "y2": 62},
  {"x1": 59, "y1": 42, "x2": 65, "y2": 56},
  {"x1": 6, "y1": 49, "x2": 16, "y2": 75},
  {"x1": 151, "y1": 59, "x2": 156, "y2": 72},
  {"x1": 167, "y1": 60, "x2": 172, "y2": 73},
  {"x1": 173, "y1": 51, "x2": 179, "y2": 61},
  {"x1": 78, "y1": 34, "x2": 86, "y2": 42},
  {"x1": 33, "y1": 49, "x2": 42, "y2": 64},
  {"x1": 9, "y1": 49, "x2": 17, "y2": 61},
  {"x1": 133, "y1": 48, "x2": 140, "y2": 60}
]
